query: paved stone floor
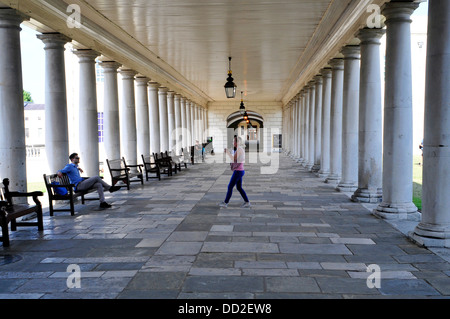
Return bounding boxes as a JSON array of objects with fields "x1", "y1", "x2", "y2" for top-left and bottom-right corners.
[{"x1": 1, "y1": 153, "x2": 449, "y2": 299}]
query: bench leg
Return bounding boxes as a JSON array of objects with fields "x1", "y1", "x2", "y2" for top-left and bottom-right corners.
[
  {"x1": 70, "y1": 198, "x2": 75, "y2": 216},
  {"x1": 10, "y1": 219, "x2": 16, "y2": 231},
  {"x1": 37, "y1": 206, "x2": 44, "y2": 231},
  {"x1": 49, "y1": 200, "x2": 54, "y2": 217},
  {"x1": 1, "y1": 218, "x2": 10, "y2": 247}
]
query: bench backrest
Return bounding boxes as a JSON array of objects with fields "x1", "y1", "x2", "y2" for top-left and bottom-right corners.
[
  {"x1": 142, "y1": 154, "x2": 157, "y2": 166},
  {"x1": 106, "y1": 158, "x2": 127, "y2": 178},
  {"x1": 0, "y1": 179, "x2": 8, "y2": 204},
  {"x1": 43, "y1": 173, "x2": 72, "y2": 196}
]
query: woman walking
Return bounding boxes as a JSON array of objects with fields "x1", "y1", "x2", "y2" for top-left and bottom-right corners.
[{"x1": 219, "y1": 136, "x2": 251, "y2": 208}]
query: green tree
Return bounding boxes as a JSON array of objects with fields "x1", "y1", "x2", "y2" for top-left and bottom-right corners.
[{"x1": 23, "y1": 90, "x2": 33, "y2": 102}]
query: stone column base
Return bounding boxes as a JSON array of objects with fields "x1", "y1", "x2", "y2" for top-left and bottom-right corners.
[
  {"x1": 351, "y1": 188, "x2": 382, "y2": 203},
  {"x1": 408, "y1": 223, "x2": 450, "y2": 248},
  {"x1": 317, "y1": 170, "x2": 330, "y2": 179},
  {"x1": 336, "y1": 183, "x2": 357, "y2": 193},
  {"x1": 325, "y1": 175, "x2": 340, "y2": 185},
  {"x1": 373, "y1": 202, "x2": 421, "y2": 221}
]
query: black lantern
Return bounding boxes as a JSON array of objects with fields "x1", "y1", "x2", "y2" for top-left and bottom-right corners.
[
  {"x1": 224, "y1": 57, "x2": 237, "y2": 98},
  {"x1": 239, "y1": 91, "x2": 246, "y2": 115}
]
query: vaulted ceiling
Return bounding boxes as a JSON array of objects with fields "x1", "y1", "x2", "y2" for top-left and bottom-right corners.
[{"x1": 1, "y1": 0, "x2": 387, "y2": 105}]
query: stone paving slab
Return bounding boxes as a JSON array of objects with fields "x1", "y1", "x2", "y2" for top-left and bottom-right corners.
[{"x1": 0, "y1": 153, "x2": 449, "y2": 299}]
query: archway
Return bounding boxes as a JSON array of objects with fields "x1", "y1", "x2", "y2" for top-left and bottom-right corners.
[{"x1": 226, "y1": 110, "x2": 264, "y2": 152}]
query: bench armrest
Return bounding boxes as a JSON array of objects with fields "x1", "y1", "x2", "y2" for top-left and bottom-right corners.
[
  {"x1": 8, "y1": 191, "x2": 44, "y2": 198},
  {"x1": 125, "y1": 164, "x2": 143, "y2": 168}
]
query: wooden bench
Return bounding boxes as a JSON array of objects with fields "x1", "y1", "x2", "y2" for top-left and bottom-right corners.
[
  {"x1": 43, "y1": 173, "x2": 99, "y2": 216},
  {"x1": 153, "y1": 152, "x2": 175, "y2": 176},
  {"x1": 1, "y1": 178, "x2": 44, "y2": 247},
  {"x1": 141, "y1": 154, "x2": 161, "y2": 181},
  {"x1": 165, "y1": 151, "x2": 187, "y2": 171},
  {"x1": 106, "y1": 157, "x2": 144, "y2": 190}
]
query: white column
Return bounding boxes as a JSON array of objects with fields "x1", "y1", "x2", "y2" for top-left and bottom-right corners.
[
  {"x1": 148, "y1": 82, "x2": 160, "y2": 155},
  {"x1": 0, "y1": 9, "x2": 27, "y2": 192},
  {"x1": 180, "y1": 96, "x2": 187, "y2": 150},
  {"x1": 292, "y1": 98, "x2": 298, "y2": 159},
  {"x1": 302, "y1": 87, "x2": 310, "y2": 167},
  {"x1": 167, "y1": 90, "x2": 175, "y2": 153},
  {"x1": 74, "y1": 49, "x2": 99, "y2": 177},
  {"x1": 319, "y1": 68, "x2": 332, "y2": 178},
  {"x1": 313, "y1": 75, "x2": 323, "y2": 173},
  {"x1": 337, "y1": 45, "x2": 360, "y2": 192},
  {"x1": 135, "y1": 76, "x2": 150, "y2": 158},
  {"x1": 352, "y1": 28, "x2": 385, "y2": 203},
  {"x1": 37, "y1": 33, "x2": 71, "y2": 173},
  {"x1": 99, "y1": 61, "x2": 121, "y2": 162},
  {"x1": 307, "y1": 80, "x2": 316, "y2": 171},
  {"x1": 298, "y1": 91, "x2": 305, "y2": 162},
  {"x1": 326, "y1": 58, "x2": 344, "y2": 184},
  {"x1": 374, "y1": 1, "x2": 420, "y2": 220},
  {"x1": 119, "y1": 68, "x2": 138, "y2": 166},
  {"x1": 158, "y1": 87, "x2": 169, "y2": 152},
  {"x1": 296, "y1": 95, "x2": 302, "y2": 160},
  {"x1": 194, "y1": 104, "x2": 199, "y2": 144},
  {"x1": 410, "y1": 0, "x2": 450, "y2": 247},
  {"x1": 174, "y1": 94, "x2": 182, "y2": 155},
  {"x1": 186, "y1": 100, "x2": 192, "y2": 147},
  {"x1": 190, "y1": 101, "x2": 195, "y2": 145}
]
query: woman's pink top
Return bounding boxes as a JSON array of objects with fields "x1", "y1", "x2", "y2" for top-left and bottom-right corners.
[{"x1": 231, "y1": 147, "x2": 245, "y2": 171}]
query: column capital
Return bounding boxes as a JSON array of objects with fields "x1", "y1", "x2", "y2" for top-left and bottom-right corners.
[
  {"x1": 174, "y1": 93, "x2": 181, "y2": 101},
  {"x1": 357, "y1": 28, "x2": 386, "y2": 45},
  {"x1": 329, "y1": 58, "x2": 344, "y2": 69},
  {"x1": 148, "y1": 82, "x2": 160, "y2": 90},
  {"x1": 98, "y1": 61, "x2": 121, "y2": 72},
  {"x1": 158, "y1": 87, "x2": 169, "y2": 94},
  {"x1": 73, "y1": 49, "x2": 99, "y2": 62},
  {"x1": 382, "y1": 1, "x2": 419, "y2": 23},
  {"x1": 313, "y1": 74, "x2": 323, "y2": 85},
  {"x1": 167, "y1": 90, "x2": 175, "y2": 97},
  {"x1": 180, "y1": 96, "x2": 186, "y2": 103},
  {"x1": 320, "y1": 67, "x2": 333, "y2": 77},
  {"x1": 0, "y1": 8, "x2": 28, "y2": 28},
  {"x1": 308, "y1": 80, "x2": 316, "y2": 88},
  {"x1": 119, "y1": 68, "x2": 138, "y2": 79},
  {"x1": 341, "y1": 45, "x2": 361, "y2": 59},
  {"x1": 135, "y1": 76, "x2": 150, "y2": 85},
  {"x1": 37, "y1": 33, "x2": 71, "y2": 49}
]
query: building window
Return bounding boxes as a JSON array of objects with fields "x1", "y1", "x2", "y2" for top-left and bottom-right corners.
[
  {"x1": 98, "y1": 112, "x2": 104, "y2": 143},
  {"x1": 96, "y1": 64, "x2": 104, "y2": 83}
]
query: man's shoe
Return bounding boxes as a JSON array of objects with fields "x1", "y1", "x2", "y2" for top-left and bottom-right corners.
[
  {"x1": 241, "y1": 202, "x2": 252, "y2": 208},
  {"x1": 99, "y1": 202, "x2": 112, "y2": 209},
  {"x1": 218, "y1": 201, "x2": 228, "y2": 208},
  {"x1": 109, "y1": 186, "x2": 121, "y2": 193}
]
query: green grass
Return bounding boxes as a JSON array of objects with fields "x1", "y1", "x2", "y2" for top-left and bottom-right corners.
[
  {"x1": 27, "y1": 181, "x2": 47, "y2": 193},
  {"x1": 413, "y1": 155, "x2": 423, "y2": 211}
]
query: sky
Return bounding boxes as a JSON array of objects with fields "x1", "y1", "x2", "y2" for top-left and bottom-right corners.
[{"x1": 20, "y1": 1, "x2": 429, "y2": 105}]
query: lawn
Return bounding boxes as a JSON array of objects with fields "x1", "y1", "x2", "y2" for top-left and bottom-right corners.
[{"x1": 413, "y1": 155, "x2": 423, "y2": 211}]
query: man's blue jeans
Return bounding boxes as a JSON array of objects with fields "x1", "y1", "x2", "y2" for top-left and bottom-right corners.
[{"x1": 225, "y1": 170, "x2": 249, "y2": 203}]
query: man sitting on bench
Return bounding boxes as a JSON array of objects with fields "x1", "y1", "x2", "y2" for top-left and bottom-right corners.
[{"x1": 58, "y1": 153, "x2": 121, "y2": 209}]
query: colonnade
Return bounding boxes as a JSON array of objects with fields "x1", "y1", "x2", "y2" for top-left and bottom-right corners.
[
  {"x1": 0, "y1": 7, "x2": 208, "y2": 183},
  {"x1": 283, "y1": 0, "x2": 450, "y2": 247}
]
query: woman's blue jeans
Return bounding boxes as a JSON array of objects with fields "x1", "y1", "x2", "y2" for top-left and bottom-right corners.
[{"x1": 225, "y1": 170, "x2": 249, "y2": 203}]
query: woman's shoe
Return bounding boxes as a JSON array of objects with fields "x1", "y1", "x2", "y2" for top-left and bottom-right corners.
[
  {"x1": 241, "y1": 202, "x2": 252, "y2": 208},
  {"x1": 218, "y1": 201, "x2": 228, "y2": 208}
]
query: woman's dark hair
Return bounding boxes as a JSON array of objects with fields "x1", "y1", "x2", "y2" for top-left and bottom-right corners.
[{"x1": 69, "y1": 153, "x2": 78, "y2": 160}]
